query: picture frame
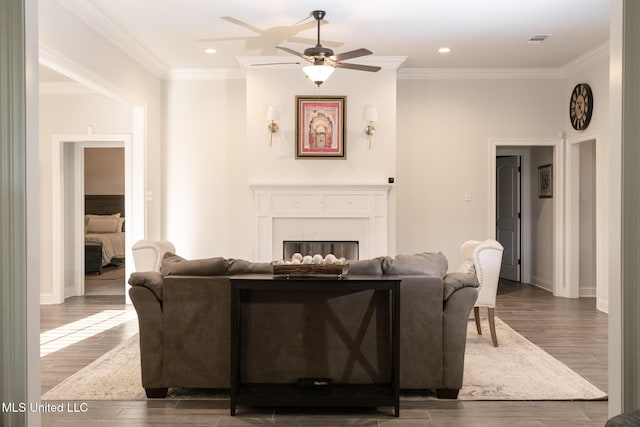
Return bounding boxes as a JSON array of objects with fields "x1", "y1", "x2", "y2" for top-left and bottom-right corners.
[
  {"x1": 538, "y1": 164, "x2": 553, "y2": 198},
  {"x1": 295, "y1": 96, "x2": 346, "y2": 159}
]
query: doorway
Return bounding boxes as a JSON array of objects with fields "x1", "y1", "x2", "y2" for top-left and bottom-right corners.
[
  {"x1": 496, "y1": 155, "x2": 521, "y2": 282},
  {"x1": 51, "y1": 132, "x2": 141, "y2": 304},
  {"x1": 83, "y1": 147, "x2": 126, "y2": 296},
  {"x1": 490, "y1": 138, "x2": 564, "y2": 296}
]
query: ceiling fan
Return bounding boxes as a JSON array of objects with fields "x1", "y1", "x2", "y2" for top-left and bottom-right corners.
[{"x1": 270, "y1": 10, "x2": 381, "y2": 86}]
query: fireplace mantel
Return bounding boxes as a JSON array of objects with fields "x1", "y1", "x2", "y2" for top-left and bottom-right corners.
[{"x1": 251, "y1": 184, "x2": 391, "y2": 261}]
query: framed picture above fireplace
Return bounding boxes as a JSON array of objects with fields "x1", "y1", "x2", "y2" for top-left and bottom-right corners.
[{"x1": 295, "y1": 96, "x2": 346, "y2": 159}]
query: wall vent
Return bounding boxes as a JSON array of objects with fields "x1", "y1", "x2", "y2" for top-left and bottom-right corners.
[{"x1": 528, "y1": 34, "x2": 552, "y2": 45}]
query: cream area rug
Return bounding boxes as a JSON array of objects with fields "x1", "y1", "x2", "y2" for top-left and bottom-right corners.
[
  {"x1": 460, "y1": 317, "x2": 606, "y2": 400},
  {"x1": 42, "y1": 317, "x2": 607, "y2": 401}
]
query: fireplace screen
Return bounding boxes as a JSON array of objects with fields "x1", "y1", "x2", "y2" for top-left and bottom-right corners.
[{"x1": 283, "y1": 240, "x2": 359, "y2": 261}]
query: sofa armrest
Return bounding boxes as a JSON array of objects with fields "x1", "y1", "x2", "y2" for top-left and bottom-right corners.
[
  {"x1": 129, "y1": 285, "x2": 164, "y2": 389},
  {"x1": 441, "y1": 286, "x2": 478, "y2": 390},
  {"x1": 128, "y1": 272, "x2": 163, "y2": 301}
]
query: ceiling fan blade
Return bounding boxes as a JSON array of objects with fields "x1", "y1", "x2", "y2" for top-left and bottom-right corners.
[
  {"x1": 276, "y1": 46, "x2": 307, "y2": 59},
  {"x1": 252, "y1": 62, "x2": 302, "y2": 66},
  {"x1": 332, "y1": 48, "x2": 373, "y2": 62},
  {"x1": 334, "y1": 62, "x2": 381, "y2": 72}
]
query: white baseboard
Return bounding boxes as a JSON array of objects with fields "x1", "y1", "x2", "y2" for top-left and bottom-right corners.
[
  {"x1": 40, "y1": 292, "x2": 56, "y2": 305},
  {"x1": 530, "y1": 275, "x2": 553, "y2": 292},
  {"x1": 579, "y1": 286, "x2": 597, "y2": 298}
]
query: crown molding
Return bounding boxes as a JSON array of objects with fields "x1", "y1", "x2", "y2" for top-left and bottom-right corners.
[
  {"x1": 57, "y1": 0, "x2": 167, "y2": 78},
  {"x1": 166, "y1": 68, "x2": 245, "y2": 81},
  {"x1": 39, "y1": 81, "x2": 94, "y2": 94},
  {"x1": 397, "y1": 67, "x2": 564, "y2": 80},
  {"x1": 559, "y1": 42, "x2": 609, "y2": 77}
]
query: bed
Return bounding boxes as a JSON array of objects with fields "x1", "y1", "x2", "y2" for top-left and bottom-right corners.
[{"x1": 84, "y1": 195, "x2": 126, "y2": 274}]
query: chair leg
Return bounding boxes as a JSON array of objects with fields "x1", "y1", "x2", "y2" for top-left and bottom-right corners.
[
  {"x1": 487, "y1": 307, "x2": 498, "y2": 347},
  {"x1": 473, "y1": 306, "x2": 482, "y2": 335}
]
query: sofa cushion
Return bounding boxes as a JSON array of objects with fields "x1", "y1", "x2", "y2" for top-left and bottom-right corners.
[
  {"x1": 160, "y1": 252, "x2": 228, "y2": 277},
  {"x1": 443, "y1": 271, "x2": 479, "y2": 301},
  {"x1": 227, "y1": 259, "x2": 273, "y2": 275},
  {"x1": 128, "y1": 271, "x2": 163, "y2": 300},
  {"x1": 347, "y1": 256, "x2": 385, "y2": 275},
  {"x1": 382, "y1": 252, "x2": 448, "y2": 277}
]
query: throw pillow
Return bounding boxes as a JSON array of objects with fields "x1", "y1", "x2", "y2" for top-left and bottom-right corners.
[
  {"x1": 443, "y1": 271, "x2": 479, "y2": 301},
  {"x1": 128, "y1": 271, "x2": 163, "y2": 301},
  {"x1": 381, "y1": 252, "x2": 448, "y2": 277},
  {"x1": 347, "y1": 257, "x2": 385, "y2": 275},
  {"x1": 160, "y1": 252, "x2": 228, "y2": 277},
  {"x1": 227, "y1": 259, "x2": 273, "y2": 275}
]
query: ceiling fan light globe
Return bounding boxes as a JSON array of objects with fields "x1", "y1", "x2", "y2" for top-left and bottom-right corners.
[{"x1": 303, "y1": 64, "x2": 335, "y2": 86}]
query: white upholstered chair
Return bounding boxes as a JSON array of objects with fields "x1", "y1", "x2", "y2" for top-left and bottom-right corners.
[
  {"x1": 458, "y1": 239, "x2": 504, "y2": 347},
  {"x1": 131, "y1": 240, "x2": 176, "y2": 272}
]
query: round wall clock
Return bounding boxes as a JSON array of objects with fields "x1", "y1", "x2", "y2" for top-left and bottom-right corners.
[{"x1": 569, "y1": 83, "x2": 593, "y2": 130}]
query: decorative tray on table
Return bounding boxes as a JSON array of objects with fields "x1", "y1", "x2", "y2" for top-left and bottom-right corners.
[{"x1": 272, "y1": 263, "x2": 349, "y2": 278}]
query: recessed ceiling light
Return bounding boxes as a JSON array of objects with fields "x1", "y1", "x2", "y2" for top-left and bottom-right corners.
[
  {"x1": 204, "y1": 48, "x2": 217, "y2": 54},
  {"x1": 438, "y1": 47, "x2": 451, "y2": 54}
]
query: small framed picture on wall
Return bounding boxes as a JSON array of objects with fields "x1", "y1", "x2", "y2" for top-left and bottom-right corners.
[
  {"x1": 295, "y1": 96, "x2": 346, "y2": 159},
  {"x1": 538, "y1": 164, "x2": 553, "y2": 198}
]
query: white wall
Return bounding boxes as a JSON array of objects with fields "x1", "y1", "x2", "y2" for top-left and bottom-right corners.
[
  {"x1": 84, "y1": 147, "x2": 125, "y2": 195},
  {"x1": 530, "y1": 146, "x2": 555, "y2": 291},
  {"x1": 163, "y1": 78, "x2": 247, "y2": 259},
  {"x1": 579, "y1": 141, "x2": 597, "y2": 296},
  {"x1": 396, "y1": 78, "x2": 564, "y2": 269},
  {"x1": 163, "y1": 67, "x2": 399, "y2": 259}
]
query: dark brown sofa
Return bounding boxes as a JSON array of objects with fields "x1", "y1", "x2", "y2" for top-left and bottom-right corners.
[{"x1": 128, "y1": 252, "x2": 478, "y2": 399}]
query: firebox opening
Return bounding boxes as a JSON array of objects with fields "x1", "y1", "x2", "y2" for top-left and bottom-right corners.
[{"x1": 283, "y1": 241, "x2": 359, "y2": 261}]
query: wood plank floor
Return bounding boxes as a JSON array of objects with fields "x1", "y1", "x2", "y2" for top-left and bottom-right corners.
[{"x1": 39, "y1": 280, "x2": 609, "y2": 426}]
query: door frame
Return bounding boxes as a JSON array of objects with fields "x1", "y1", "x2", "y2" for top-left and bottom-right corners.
[
  {"x1": 51, "y1": 133, "x2": 134, "y2": 303},
  {"x1": 566, "y1": 133, "x2": 606, "y2": 310},
  {"x1": 489, "y1": 138, "x2": 566, "y2": 297}
]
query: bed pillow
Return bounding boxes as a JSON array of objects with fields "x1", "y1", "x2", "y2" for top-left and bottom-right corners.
[
  {"x1": 161, "y1": 252, "x2": 229, "y2": 277},
  {"x1": 86, "y1": 217, "x2": 122, "y2": 233},
  {"x1": 85, "y1": 213, "x2": 121, "y2": 227}
]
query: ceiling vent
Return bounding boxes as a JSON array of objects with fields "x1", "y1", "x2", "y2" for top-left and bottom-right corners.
[{"x1": 529, "y1": 34, "x2": 551, "y2": 45}]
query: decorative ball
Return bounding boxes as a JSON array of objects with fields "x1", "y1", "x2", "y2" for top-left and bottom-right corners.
[
  {"x1": 324, "y1": 254, "x2": 337, "y2": 264},
  {"x1": 302, "y1": 255, "x2": 313, "y2": 264},
  {"x1": 312, "y1": 254, "x2": 324, "y2": 264},
  {"x1": 285, "y1": 260, "x2": 292, "y2": 265},
  {"x1": 274, "y1": 259, "x2": 284, "y2": 265},
  {"x1": 291, "y1": 258, "x2": 301, "y2": 264},
  {"x1": 292, "y1": 253, "x2": 303, "y2": 262}
]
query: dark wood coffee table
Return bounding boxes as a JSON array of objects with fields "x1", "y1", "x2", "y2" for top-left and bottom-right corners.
[{"x1": 229, "y1": 274, "x2": 401, "y2": 417}]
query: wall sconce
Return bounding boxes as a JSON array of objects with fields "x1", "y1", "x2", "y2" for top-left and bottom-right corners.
[
  {"x1": 266, "y1": 105, "x2": 279, "y2": 147},
  {"x1": 363, "y1": 106, "x2": 378, "y2": 149}
]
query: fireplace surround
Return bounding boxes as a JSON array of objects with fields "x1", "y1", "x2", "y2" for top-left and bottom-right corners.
[{"x1": 251, "y1": 184, "x2": 391, "y2": 262}]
